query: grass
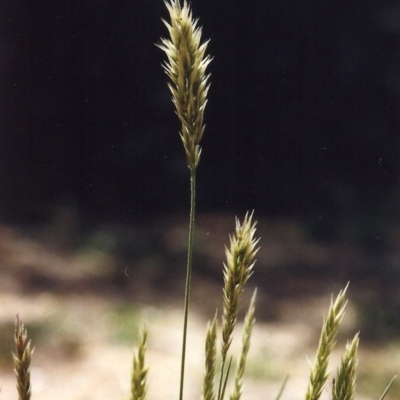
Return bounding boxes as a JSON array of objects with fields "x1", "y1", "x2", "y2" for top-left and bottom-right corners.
[{"x1": 1, "y1": 1, "x2": 398, "y2": 400}]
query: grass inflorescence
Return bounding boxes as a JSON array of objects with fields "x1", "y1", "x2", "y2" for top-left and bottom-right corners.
[
  {"x1": 305, "y1": 285, "x2": 348, "y2": 400},
  {"x1": 13, "y1": 316, "x2": 33, "y2": 400},
  {"x1": 332, "y1": 332, "x2": 359, "y2": 400},
  {"x1": 157, "y1": 0, "x2": 211, "y2": 171},
  {"x1": 2, "y1": 1, "x2": 397, "y2": 400},
  {"x1": 130, "y1": 325, "x2": 148, "y2": 400}
]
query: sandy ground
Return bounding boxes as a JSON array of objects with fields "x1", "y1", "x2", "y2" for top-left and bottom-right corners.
[
  {"x1": 0, "y1": 291, "x2": 348, "y2": 400},
  {"x1": 0, "y1": 218, "x2": 399, "y2": 400}
]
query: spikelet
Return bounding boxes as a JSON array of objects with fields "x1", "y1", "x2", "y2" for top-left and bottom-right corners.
[{"x1": 157, "y1": 0, "x2": 212, "y2": 170}]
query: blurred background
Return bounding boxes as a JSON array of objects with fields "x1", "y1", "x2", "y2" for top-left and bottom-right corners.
[{"x1": 0, "y1": 0, "x2": 399, "y2": 399}]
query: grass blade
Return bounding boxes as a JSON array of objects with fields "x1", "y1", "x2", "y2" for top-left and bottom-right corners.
[{"x1": 378, "y1": 376, "x2": 397, "y2": 400}]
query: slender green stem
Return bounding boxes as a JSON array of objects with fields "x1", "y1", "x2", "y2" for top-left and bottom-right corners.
[
  {"x1": 379, "y1": 376, "x2": 397, "y2": 400},
  {"x1": 275, "y1": 375, "x2": 290, "y2": 400},
  {"x1": 220, "y1": 358, "x2": 232, "y2": 400},
  {"x1": 217, "y1": 361, "x2": 226, "y2": 400},
  {"x1": 179, "y1": 167, "x2": 196, "y2": 400}
]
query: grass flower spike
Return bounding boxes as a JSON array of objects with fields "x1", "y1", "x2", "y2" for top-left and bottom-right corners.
[
  {"x1": 216, "y1": 212, "x2": 259, "y2": 400},
  {"x1": 305, "y1": 284, "x2": 348, "y2": 400},
  {"x1": 203, "y1": 313, "x2": 218, "y2": 400},
  {"x1": 130, "y1": 325, "x2": 148, "y2": 400},
  {"x1": 221, "y1": 212, "x2": 259, "y2": 361},
  {"x1": 13, "y1": 316, "x2": 33, "y2": 400},
  {"x1": 230, "y1": 289, "x2": 257, "y2": 400},
  {"x1": 157, "y1": 0, "x2": 212, "y2": 170},
  {"x1": 332, "y1": 333, "x2": 359, "y2": 400}
]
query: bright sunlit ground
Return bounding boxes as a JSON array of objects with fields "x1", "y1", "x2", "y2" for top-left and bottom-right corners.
[{"x1": 0, "y1": 214, "x2": 399, "y2": 400}]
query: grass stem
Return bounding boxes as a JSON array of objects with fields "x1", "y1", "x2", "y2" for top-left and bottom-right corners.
[{"x1": 179, "y1": 167, "x2": 197, "y2": 400}]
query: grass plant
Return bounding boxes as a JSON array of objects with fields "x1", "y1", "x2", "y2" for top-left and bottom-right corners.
[
  {"x1": 3, "y1": 1, "x2": 397, "y2": 400},
  {"x1": 332, "y1": 333, "x2": 359, "y2": 400},
  {"x1": 305, "y1": 285, "x2": 348, "y2": 400},
  {"x1": 157, "y1": 1, "x2": 211, "y2": 397},
  {"x1": 13, "y1": 316, "x2": 33, "y2": 400},
  {"x1": 130, "y1": 325, "x2": 148, "y2": 400},
  {"x1": 202, "y1": 313, "x2": 217, "y2": 400},
  {"x1": 229, "y1": 289, "x2": 257, "y2": 400}
]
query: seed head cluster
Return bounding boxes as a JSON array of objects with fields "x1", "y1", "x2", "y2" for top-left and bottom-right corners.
[
  {"x1": 221, "y1": 212, "x2": 260, "y2": 362},
  {"x1": 305, "y1": 285, "x2": 348, "y2": 400},
  {"x1": 157, "y1": 0, "x2": 212, "y2": 170},
  {"x1": 332, "y1": 333, "x2": 359, "y2": 400},
  {"x1": 13, "y1": 316, "x2": 33, "y2": 400}
]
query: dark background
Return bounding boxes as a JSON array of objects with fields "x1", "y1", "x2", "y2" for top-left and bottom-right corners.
[
  {"x1": 0, "y1": 0, "x2": 399, "y2": 341},
  {"x1": 0, "y1": 0, "x2": 398, "y2": 224}
]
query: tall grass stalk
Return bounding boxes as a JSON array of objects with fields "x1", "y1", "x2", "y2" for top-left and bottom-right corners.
[{"x1": 157, "y1": 1, "x2": 211, "y2": 398}]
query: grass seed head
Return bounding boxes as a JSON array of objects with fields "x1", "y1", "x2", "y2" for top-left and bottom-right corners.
[
  {"x1": 13, "y1": 315, "x2": 33, "y2": 400},
  {"x1": 333, "y1": 333, "x2": 359, "y2": 400},
  {"x1": 157, "y1": 0, "x2": 212, "y2": 170},
  {"x1": 130, "y1": 325, "x2": 149, "y2": 400},
  {"x1": 230, "y1": 289, "x2": 257, "y2": 400},
  {"x1": 221, "y1": 212, "x2": 259, "y2": 362},
  {"x1": 202, "y1": 313, "x2": 218, "y2": 400},
  {"x1": 305, "y1": 284, "x2": 349, "y2": 400}
]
